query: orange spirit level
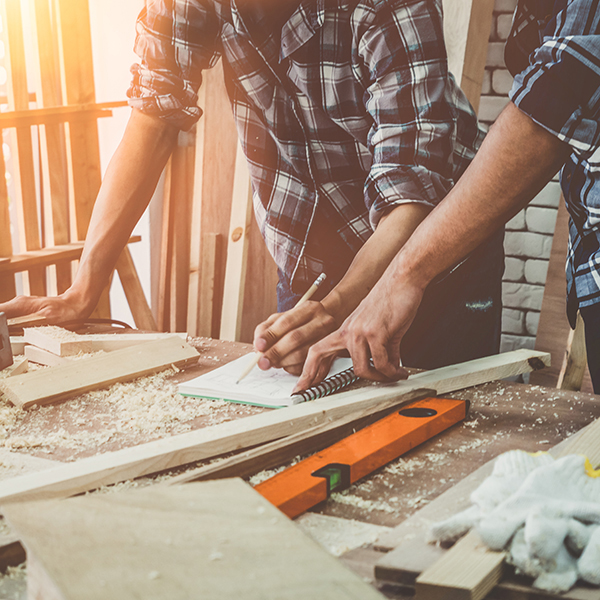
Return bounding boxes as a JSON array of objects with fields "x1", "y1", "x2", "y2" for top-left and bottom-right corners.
[{"x1": 254, "y1": 396, "x2": 468, "y2": 519}]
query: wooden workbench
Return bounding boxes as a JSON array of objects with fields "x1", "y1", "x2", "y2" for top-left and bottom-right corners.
[{"x1": 0, "y1": 336, "x2": 598, "y2": 599}]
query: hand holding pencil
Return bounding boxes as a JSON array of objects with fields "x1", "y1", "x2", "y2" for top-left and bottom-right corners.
[{"x1": 237, "y1": 273, "x2": 328, "y2": 383}]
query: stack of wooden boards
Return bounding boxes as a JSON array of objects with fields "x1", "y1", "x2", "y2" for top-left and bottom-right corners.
[{"x1": 1, "y1": 327, "x2": 199, "y2": 409}]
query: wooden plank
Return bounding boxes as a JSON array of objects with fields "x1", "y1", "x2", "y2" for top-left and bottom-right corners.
[
  {"x1": 2, "y1": 0, "x2": 46, "y2": 296},
  {"x1": 156, "y1": 158, "x2": 175, "y2": 331},
  {"x1": 375, "y1": 419, "x2": 600, "y2": 600},
  {"x1": 219, "y1": 141, "x2": 253, "y2": 341},
  {"x1": 0, "y1": 236, "x2": 141, "y2": 273},
  {"x1": 0, "y1": 337, "x2": 199, "y2": 409},
  {"x1": 531, "y1": 201, "x2": 593, "y2": 391},
  {"x1": 7, "y1": 314, "x2": 49, "y2": 330},
  {"x1": 186, "y1": 81, "x2": 207, "y2": 338},
  {"x1": 24, "y1": 345, "x2": 69, "y2": 367},
  {"x1": 166, "y1": 387, "x2": 435, "y2": 485},
  {"x1": 442, "y1": 0, "x2": 495, "y2": 114},
  {"x1": 557, "y1": 311, "x2": 587, "y2": 391},
  {"x1": 3, "y1": 357, "x2": 29, "y2": 377},
  {"x1": 198, "y1": 233, "x2": 222, "y2": 338},
  {"x1": 0, "y1": 349, "x2": 548, "y2": 503},
  {"x1": 2, "y1": 479, "x2": 387, "y2": 600},
  {"x1": 23, "y1": 328, "x2": 187, "y2": 356},
  {"x1": 9, "y1": 337, "x2": 25, "y2": 355},
  {"x1": 30, "y1": 0, "x2": 71, "y2": 295},
  {"x1": 115, "y1": 248, "x2": 158, "y2": 332}
]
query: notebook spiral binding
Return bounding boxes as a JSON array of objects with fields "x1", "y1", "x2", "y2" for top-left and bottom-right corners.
[{"x1": 291, "y1": 366, "x2": 359, "y2": 403}]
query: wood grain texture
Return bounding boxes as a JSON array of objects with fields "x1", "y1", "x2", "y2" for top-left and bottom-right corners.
[
  {"x1": 165, "y1": 388, "x2": 436, "y2": 485},
  {"x1": 219, "y1": 141, "x2": 254, "y2": 342},
  {"x1": 0, "y1": 349, "x2": 548, "y2": 502},
  {"x1": 557, "y1": 311, "x2": 587, "y2": 391},
  {"x1": 0, "y1": 337, "x2": 199, "y2": 409},
  {"x1": 3, "y1": 479, "x2": 387, "y2": 600},
  {"x1": 531, "y1": 202, "x2": 593, "y2": 391},
  {"x1": 23, "y1": 329, "x2": 187, "y2": 357}
]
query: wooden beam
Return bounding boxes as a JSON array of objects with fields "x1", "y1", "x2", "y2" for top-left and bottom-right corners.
[
  {"x1": 219, "y1": 141, "x2": 253, "y2": 342},
  {"x1": 0, "y1": 349, "x2": 548, "y2": 503},
  {"x1": 557, "y1": 311, "x2": 587, "y2": 391},
  {"x1": 442, "y1": 0, "x2": 495, "y2": 114},
  {"x1": 2, "y1": 479, "x2": 387, "y2": 600},
  {"x1": 23, "y1": 328, "x2": 187, "y2": 356},
  {"x1": 0, "y1": 337, "x2": 199, "y2": 409},
  {"x1": 24, "y1": 345, "x2": 69, "y2": 367},
  {"x1": 166, "y1": 388, "x2": 435, "y2": 485}
]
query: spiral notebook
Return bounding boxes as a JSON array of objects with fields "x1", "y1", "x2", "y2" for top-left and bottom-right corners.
[{"x1": 177, "y1": 354, "x2": 355, "y2": 408}]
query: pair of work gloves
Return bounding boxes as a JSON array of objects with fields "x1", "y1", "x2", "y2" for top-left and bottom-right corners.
[{"x1": 430, "y1": 450, "x2": 600, "y2": 593}]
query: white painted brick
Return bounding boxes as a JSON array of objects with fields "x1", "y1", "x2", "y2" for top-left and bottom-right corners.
[
  {"x1": 525, "y1": 206, "x2": 558, "y2": 235},
  {"x1": 495, "y1": 0, "x2": 518, "y2": 12},
  {"x1": 526, "y1": 311, "x2": 541, "y2": 336},
  {"x1": 478, "y1": 95, "x2": 510, "y2": 122},
  {"x1": 504, "y1": 231, "x2": 553, "y2": 259},
  {"x1": 524, "y1": 259, "x2": 549, "y2": 285},
  {"x1": 486, "y1": 42, "x2": 506, "y2": 68},
  {"x1": 491, "y1": 69, "x2": 513, "y2": 95},
  {"x1": 506, "y1": 209, "x2": 525, "y2": 231},
  {"x1": 502, "y1": 308, "x2": 525, "y2": 334},
  {"x1": 504, "y1": 257, "x2": 525, "y2": 281},
  {"x1": 481, "y1": 69, "x2": 492, "y2": 95},
  {"x1": 496, "y1": 14, "x2": 513, "y2": 40},
  {"x1": 502, "y1": 281, "x2": 545, "y2": 310},
  {"x1": 529, "y1": 181, "x2": 562, "y2": 208},
  {"x1": 500, "y1": 334, "x2": 536, "y2": 352}
]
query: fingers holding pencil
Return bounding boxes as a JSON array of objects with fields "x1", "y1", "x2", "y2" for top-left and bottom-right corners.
[{"x1": 239, "y1": 273, "x2": 330, "y2": 382}]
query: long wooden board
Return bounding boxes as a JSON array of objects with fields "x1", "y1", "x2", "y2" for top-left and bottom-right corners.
[
  {"x1": 0, "y1": 349, "x2": 548, "y2": 503},
  {"x1": 375, "y1": 417, "x2": 600, "y2": 600},
  {"x1": 23, "y1": 328, "x2": 187, "y2": 357},
  {"x1": 0, "y1": 337, "x2": 199, "y2": 409},
  {"x1": 3, "y1": 479, "x2": 387, "y2": 600},
  {"x1": 166, "y1": 388, "x2": 436, "y2": 485}
]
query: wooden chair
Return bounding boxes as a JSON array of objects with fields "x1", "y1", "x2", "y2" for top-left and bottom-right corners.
[{"x1": 0, "y1": 0, "x2": 155, "y2": 331}]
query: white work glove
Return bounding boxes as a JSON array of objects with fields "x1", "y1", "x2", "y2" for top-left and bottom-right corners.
[
  {"x1": 429, "y1": 450, "x2": 554, "y2": 543},
  {"x1": 430, "y1": 451, "x2": 600, "y2": 593}
]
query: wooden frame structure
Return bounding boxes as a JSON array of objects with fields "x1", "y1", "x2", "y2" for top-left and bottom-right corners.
[{"x1": 0, "y1": 0, "x2": 155, "y2": 330}]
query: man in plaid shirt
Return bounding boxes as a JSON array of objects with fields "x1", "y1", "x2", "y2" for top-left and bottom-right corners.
[
  {"x1": 295, "y1": 0, "x2": 600, "y2": 392},
  {"x1": 0, "y1": 0, "x2": 505, "y2": 372}
]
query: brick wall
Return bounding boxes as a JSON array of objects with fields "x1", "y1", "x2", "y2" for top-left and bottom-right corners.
[{"x1": 477, "y1": 0, "x2": 561, "y2": 352}]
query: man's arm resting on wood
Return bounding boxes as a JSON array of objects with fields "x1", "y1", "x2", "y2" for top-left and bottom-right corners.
[
  {"x1": 253, "y1": 201, "x2": 431, "y2": 374},
  {"x1": 295, "y1": 102, "x2": 571, "y2": 389},
  {"x1": 0, "y1": 109, "x2": 179, "y2": 323}
]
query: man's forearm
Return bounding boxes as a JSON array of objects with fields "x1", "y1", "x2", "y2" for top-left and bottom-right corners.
[
  {"x1": 386, "y1": 102, "x2": 570, "y2": 294},
  {"x1": 321, "y1": 202, "x2": 431, "y2": 323},
  {"x1": 65, "y1": 110, "x2": 179, "y2": 312}
]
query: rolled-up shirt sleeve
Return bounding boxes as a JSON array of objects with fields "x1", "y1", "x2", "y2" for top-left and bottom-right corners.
[
  {"x1": 357, "y1": 0, "x2": 477, "y2": 228},
  {"x1": 509, "y1": 1, "x2": 600, "y2": 154},
  {"x1": 127, "y1": 0, "x2": 223, "y2": 131}
]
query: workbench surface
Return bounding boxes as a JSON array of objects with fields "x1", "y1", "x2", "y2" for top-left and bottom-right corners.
[{"x1": 0, "y1": 336, "x2": 598, "y2": 599}]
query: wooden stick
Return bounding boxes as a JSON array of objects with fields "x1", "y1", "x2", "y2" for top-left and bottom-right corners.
[
  {"x1": 0, "y1": 337, "x2": 199, "y2": 409},
  {"x1": 0, "y1": 349, "x2": 548, "y2": 503},
  {"x1": 236, "y1": 273, "x2": 327, "y2": 383},
  {"x1": 166, "y1": 387, "x2": 435, "y2": 485}
]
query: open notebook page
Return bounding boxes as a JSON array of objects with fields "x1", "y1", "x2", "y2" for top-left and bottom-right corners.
[{"x1": 178, "y1": 354, "x2": 353, "y2": 408}]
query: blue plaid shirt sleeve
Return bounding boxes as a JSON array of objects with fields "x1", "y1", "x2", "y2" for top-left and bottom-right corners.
[
  {"x1": 509, "y1": 2, "x2": 600, "y2": 154},
  {"x1": 127, "y1": 1, "x2": 223, "y2": 130}
]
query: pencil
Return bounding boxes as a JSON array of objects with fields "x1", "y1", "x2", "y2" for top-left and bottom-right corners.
[{"x1": 236, "y1": 273, "x2": 327, "y2": 384}]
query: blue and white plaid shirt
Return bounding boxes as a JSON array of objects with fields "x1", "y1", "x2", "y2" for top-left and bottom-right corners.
[
  {"x1": 128, "y1": 0, "x2": 484, "y2": 291},
  {"x1": 507, "y1": 0, "x2": 600, "y2": 326}
]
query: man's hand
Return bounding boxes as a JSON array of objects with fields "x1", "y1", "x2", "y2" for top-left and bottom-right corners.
[
  {"x1": 253, "y1": 300, "x2": 338, "y2": 375},
  {"x1": 293, "y1": 274, "x2": 417, "y2": 391},
  {"x1": 0, "y1": 289, "x2": 94, "y2": 325}
]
